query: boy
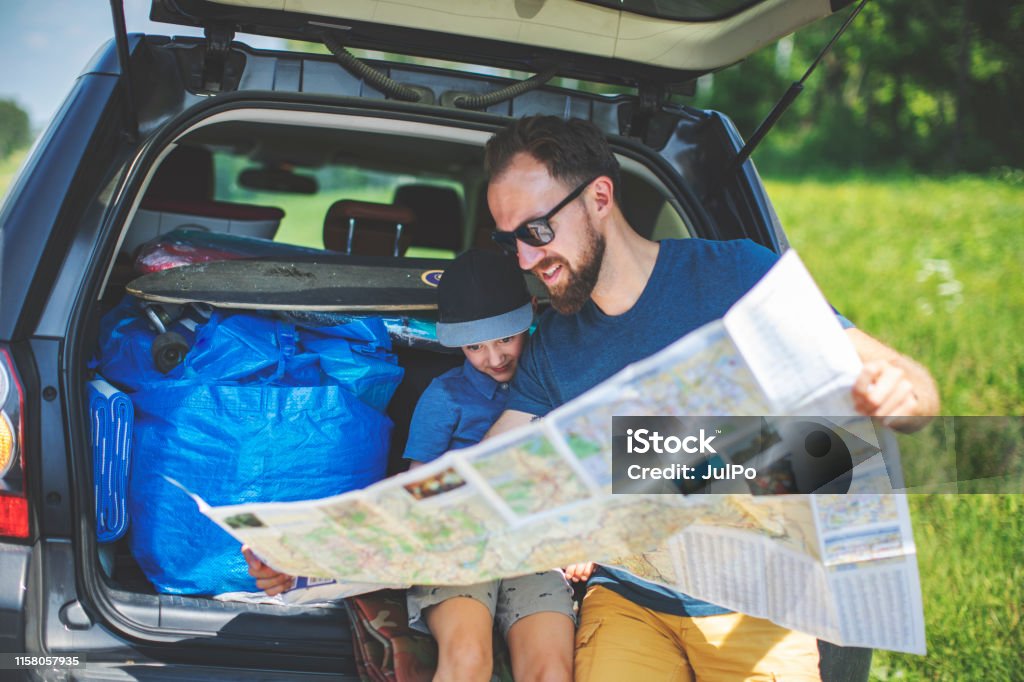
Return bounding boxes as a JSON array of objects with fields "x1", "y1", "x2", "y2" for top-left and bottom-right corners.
[
  {"x1": 403, "y1": 248, "x2": 575, "y2": 682},
  {"x1": 247, "y1": 249, "x2": 575, "y2": 682}
]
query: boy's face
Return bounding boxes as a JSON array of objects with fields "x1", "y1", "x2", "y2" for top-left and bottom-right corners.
[{"x1": 462, "y1": 331, "x2": 529, "y2": 383}]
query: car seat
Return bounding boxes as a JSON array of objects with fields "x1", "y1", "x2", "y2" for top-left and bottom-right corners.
[
  {"x1": 123, "y1": 145, "x2": 284, "y2": 255},
  {"x1": 323, "y1": 200, "x2": 415, "y2": 256},
  {"x1": 393, "y1": 184, "x2": 464, "y2": 253}
]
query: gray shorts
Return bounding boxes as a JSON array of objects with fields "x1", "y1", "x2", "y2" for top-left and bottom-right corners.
[{"x1": 407, "y1": 570, "x2": 575, "y2": 638}]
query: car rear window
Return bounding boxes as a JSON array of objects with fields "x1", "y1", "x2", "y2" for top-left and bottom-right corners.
[{"x1": 212, "y1": 151, "x2": 463, "y2": 257}]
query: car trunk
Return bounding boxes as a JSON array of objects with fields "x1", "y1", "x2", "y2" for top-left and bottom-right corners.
[{"x1": 45, "y1": 31, "x2": 790, "y2": 672}]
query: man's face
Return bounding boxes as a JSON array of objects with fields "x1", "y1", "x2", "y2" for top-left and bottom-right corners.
[{"x1": 488, "y1": 154, "x2": 605, "y2": 314}]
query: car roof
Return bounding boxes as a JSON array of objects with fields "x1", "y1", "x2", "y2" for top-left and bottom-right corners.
[{"x1": 149, "y1": 0, "x2": 851, "y2": 87}]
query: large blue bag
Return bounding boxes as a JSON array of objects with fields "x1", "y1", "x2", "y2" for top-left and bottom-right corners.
[{"x1": 96, "y1": 301, "x2": 403, "y2": 595}]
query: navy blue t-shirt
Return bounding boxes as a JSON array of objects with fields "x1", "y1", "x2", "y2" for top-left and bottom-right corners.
[{"x1": 508, "y1": 238, "x2": 783, "y2": 617}]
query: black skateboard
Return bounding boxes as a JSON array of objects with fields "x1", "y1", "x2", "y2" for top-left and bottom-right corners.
[
  {"x1": 126, "y1": 255, "x2": 545, "y2": 372},
  {"x1": 128, "y1": 254, "x2": 547, "y2": 310}
]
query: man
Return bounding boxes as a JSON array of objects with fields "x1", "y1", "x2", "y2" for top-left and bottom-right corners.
[{"x1": 484, "y1": 115, "x2": 939, "y2": 681}]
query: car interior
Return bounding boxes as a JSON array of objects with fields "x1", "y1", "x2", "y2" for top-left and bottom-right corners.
[{"x1": 91, "y1": 106, "x2": 694, "y2": 630}]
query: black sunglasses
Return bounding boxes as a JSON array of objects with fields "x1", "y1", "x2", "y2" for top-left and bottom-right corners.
[{"x1": 491, "y1": 176, "x2": 599, "y2": 255}]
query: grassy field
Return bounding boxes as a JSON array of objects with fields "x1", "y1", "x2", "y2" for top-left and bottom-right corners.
[
  {"x1": 1, "y1": 149, "x2": 1020, "y2": 679},
  {"x1": 765, "y1": 175, "x2": 1023, "y2": 417},
  {"x1": 765, "y1": 174, "x2": 1024, "y2": 680},
  {"x1": 874, "y1": 494, "x2": 1024, "y2": 680}
]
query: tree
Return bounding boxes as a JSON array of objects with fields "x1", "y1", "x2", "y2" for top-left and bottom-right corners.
[
  {"x1": 0, "y1": 99, "x2": 30, "y2": 158},
  {"x1": 690, "y1": 0, "x2": 1024, "y2": 173}
]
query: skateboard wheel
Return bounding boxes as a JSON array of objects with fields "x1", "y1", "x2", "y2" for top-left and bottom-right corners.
[{"x1": 152, "y1": 332, "x2": 190, "y2": 374}]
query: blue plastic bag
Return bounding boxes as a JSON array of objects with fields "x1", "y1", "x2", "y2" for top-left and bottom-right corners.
[
  {"x1": 95, "y1": 298, "x2": 188, "y2": 390},
  {"x1": 95, "y1": 301, "x2": 403, "y2": 595}
]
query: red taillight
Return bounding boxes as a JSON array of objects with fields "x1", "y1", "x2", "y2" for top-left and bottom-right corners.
[
  {"x1": 0, "y1": 494, "x2": 29, "y2": 538},
  {"x1": 0, "y1": 347, "x2": 29, "y2": 540}
]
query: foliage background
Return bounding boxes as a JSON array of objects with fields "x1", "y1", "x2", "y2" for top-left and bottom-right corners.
[
  {"x1": 0, "y1": 99, "x2": 30, "y2": 159},
  {"x1": 690, "y1": 0, "x2": 1023, "y2": 175}
]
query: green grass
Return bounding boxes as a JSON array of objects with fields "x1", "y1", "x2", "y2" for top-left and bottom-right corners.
[
  {"x1": 765, "y1": 175, "x2": 1024, "y2": 417},
  {"x1": 872, "y1": 495, "x2": 1024, "y2": 680},
  {"x1": 764, "y1": 174, "x2": 1024, "y2": 679}
]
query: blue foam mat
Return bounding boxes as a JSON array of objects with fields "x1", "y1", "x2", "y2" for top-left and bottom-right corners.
[{"x1": 88, "y1": 378, "x2": 133, "y2": 542}]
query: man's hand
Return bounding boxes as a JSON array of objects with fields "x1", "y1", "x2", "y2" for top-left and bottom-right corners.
[
  {"x1": 845, "y1": 328, "x2": 939, "y2": 432},
  {"x1": 242, "y1": 545, "x2": 294, "y2": 596},
  {"x1": 485, "y1": 409, "x2": 535, "y2": 439},
  {"x1": 563, "y1": 562, "x2": 595, "y2": 583},
  {"x1": 852, "y1": 360, "x2": 918, "y2": 422}
]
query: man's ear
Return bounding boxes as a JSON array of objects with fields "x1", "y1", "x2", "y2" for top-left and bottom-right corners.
[
  {"x1": 590, "y1": 176, "x2": 615, "y2": 215},
  {"x1": 531, "y1": 295, "x2": 539, "y2": 314}
]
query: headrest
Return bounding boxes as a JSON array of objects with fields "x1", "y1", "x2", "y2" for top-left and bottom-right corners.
[
  {"x1": 471, "y1": 184, "x2": 501, "y2": 252},
  {"x1": 326, "y1": 200, "x2": 415, "y2": 225},
  {"x1": 323, "y1": 200, "x2": 416, "y2": 256},
  {"x1": 393, "y1": 185, "x2": 463, "y2": 252}
]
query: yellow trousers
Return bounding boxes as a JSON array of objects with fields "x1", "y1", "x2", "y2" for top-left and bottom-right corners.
[{"x1": 575, "y1": 586, "x2": 821, "y2": 681}]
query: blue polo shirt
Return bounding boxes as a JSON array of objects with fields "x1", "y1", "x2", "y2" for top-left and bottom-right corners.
[{"x1": 403, "y1": 359, "x2": 511, "y2": 462}]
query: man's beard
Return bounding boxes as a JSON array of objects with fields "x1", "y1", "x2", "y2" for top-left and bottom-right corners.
[{"x1": 540, "y1": 218, "x2": 605, "y2": 315}]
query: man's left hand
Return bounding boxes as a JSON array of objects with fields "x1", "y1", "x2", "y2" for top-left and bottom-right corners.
[
  {"x1": 852, "y1": 359, "x2": 919, "y2": 425},
  {"x1": 845, "y1": 328, "x2": 939, "y2": 432}
]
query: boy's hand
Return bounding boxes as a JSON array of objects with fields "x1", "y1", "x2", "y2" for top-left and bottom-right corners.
[
  {"x1": 563, "y1": 562, "x2": 595, "y2": 583},
  {"x1": 242, "y1": 545, "x2": 294, "y2": 596}
]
